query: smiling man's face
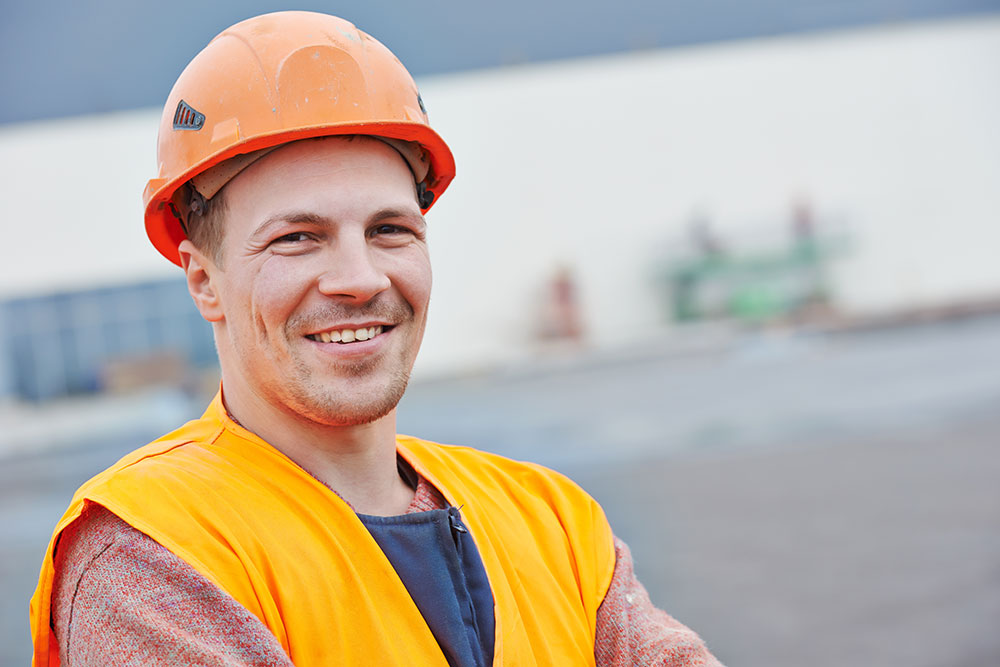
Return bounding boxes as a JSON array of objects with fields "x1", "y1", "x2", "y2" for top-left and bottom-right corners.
[{"x1": 189, "y1": 136, "x2": 432, "y2": 427}]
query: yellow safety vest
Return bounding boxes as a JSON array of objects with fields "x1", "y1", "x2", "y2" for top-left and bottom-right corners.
[{"x1": 31, "y1": 393, "x2": 615, "y2": 666}]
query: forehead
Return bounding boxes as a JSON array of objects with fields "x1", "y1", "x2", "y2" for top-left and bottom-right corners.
[{"x1": 224, "y1": 136, "x2": 419, "y2": 211}]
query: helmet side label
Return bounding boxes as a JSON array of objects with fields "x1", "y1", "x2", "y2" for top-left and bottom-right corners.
[{"x1": 173, "y1": 100, "x2": 205, "y2": 131}]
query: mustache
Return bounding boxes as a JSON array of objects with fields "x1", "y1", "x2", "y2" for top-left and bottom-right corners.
[{"x1": 286, "y1": 296, "x2": 414, "y2": 334}]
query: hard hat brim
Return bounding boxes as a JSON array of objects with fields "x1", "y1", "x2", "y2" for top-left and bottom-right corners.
[{"x1": 143, "y1": 121, "x2": 455, "y2": 267}]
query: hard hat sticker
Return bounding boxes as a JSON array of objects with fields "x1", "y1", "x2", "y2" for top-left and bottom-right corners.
[{"x1": 173, "y1": 100, "x2": 205, "y2": 131}]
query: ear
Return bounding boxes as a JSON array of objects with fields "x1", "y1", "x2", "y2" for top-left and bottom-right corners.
[{"x1": 178, "y1": 239, "x2": 224, "y2": 323}]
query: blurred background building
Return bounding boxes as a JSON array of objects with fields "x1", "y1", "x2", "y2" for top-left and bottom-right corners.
[
  {"x1": 2, "y1": 2, "x2": 999, "y2": 398},
  {"x1": 2, "y1": 3, "x2": 999, "y2": 666}
]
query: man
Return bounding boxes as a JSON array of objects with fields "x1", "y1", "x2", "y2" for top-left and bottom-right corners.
[{"x1": 30, "y1": 11, "x2": 722, "y2": 666}]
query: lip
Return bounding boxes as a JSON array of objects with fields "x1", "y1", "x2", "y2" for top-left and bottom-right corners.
[
  {"x1": 304, "y1": 324, "x2": 393, "y2": 358},
  {"x1": 305, "y1": 321, "x2": 393, "y2": 336}
]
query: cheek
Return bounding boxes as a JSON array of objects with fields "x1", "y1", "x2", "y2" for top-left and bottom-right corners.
[
  {"x1": 403, "y1": 259, "x2": 432, "y2": 315},
  {"x1": 402, "y1": 246, "x2": 432, "y2": 302},
  {"x1": 250, "y1": 260, "x2": 314, "y2": 327}
]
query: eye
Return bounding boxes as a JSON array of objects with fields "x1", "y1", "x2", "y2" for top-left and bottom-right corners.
[
  {"x1": 370, "y1": 223, "x2": 409, "y2": 237},
  {"x1": 265, "y1": 230, "x2": 320, "y2": 255},
  {"x1": 272, "y1": 231, "x2": 312, "y2": 244}
]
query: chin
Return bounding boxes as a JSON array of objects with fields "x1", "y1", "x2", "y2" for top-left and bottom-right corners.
[
  {"x1": 291, "y1": 373, "x2": 411, "y2": 427},
  {"x1": 313, "y1": 402, "x2": 397, "y2": 427}
]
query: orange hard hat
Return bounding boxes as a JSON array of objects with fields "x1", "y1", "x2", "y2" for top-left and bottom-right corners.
[{"x1": 142, "y1": 11, "x2": 456, "y2": 266}]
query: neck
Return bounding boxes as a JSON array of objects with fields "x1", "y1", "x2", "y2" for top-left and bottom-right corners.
[{"x1": 219, "y1": 380, "x2": 414, "y2": 516}]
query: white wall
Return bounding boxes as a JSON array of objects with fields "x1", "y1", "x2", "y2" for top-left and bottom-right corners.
[
  {"x1": 0, "y1": 110, "x2": 172, "y2": 297},
  {"x1": 416, "y1": 16, "x2": 1000, "y2": 373},
  {"x1": 2, "y1": 16, "x2": 998, "y2": 377}
]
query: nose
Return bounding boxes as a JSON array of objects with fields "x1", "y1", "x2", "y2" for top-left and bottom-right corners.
[{"x1": 316, "y1": 235, "x2": 391, "y2": 302}]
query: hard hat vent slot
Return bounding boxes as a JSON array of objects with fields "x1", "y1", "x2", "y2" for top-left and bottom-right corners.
[{"x1": 173, "y1": 100, "x2": 206, "y2": 131}]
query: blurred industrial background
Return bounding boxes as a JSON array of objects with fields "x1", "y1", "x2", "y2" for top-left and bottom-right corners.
[{"x1": 2, "y1": 2, "x2": 999, "y2": 665}]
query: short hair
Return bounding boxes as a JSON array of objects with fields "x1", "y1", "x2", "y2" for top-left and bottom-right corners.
[{"x1": 176, "y1": 182, "x2": 229, "y2": 267}]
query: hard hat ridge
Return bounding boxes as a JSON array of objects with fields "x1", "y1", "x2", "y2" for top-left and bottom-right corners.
[{"x1": 143, "y1": 11, "x2": 456, "y2": 266}]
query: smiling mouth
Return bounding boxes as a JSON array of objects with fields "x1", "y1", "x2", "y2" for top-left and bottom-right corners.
[{"x1": 306, "y1": 325, "x2": 389, "y2": 344}]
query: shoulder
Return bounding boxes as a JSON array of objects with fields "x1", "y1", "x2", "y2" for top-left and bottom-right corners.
[
  {"x1": 401, "y1": 437, "x2": 619, "y2": 637},
  {"x1": 52, "y1": 503, "x2": 139, "y2": 599},
  {"x1": 53, "y1": 414, "x2": 243, "y2": 572},
  {"x1": 399, "y1": 435, "x2": 615, "y2": 562},
  {"x1": 70, "y1": 406, "x2": 253, "y2": 515},
  {"x1": 398, "y1": 435, "x2": 597, "y2": 504},
  {"x1": 80, "y1": 414, "x2": 225, "y2": 491},
  {"x1": 51, "y1": 503, "x2": 292, "y2": 666},
  {"x1": 52, "y1": 503, "x2": 201, "y2": 611}
]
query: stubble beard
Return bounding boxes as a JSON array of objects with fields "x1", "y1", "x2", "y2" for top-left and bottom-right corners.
[
  {"x1": 278, "y1": 297, "x2": 419, "y2": 427},
  {"x1": 286, "y1": 353, "x2": 413, "y2": 426}
]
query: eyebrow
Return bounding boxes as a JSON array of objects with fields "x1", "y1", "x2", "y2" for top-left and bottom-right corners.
[
  {"x1": 251, "y1": 207, "x2": 425, "y2": 238},
  {"x1": 252, "y1": 211, "x2": 326, "y2": 238},
  {"x1": 372, "y1": 207, "x2": 427, "y2": 229}
]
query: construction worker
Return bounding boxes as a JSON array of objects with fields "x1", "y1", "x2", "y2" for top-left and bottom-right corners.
[{"x1": 30, "y1": 12, "x2": 722, "y2": 666}]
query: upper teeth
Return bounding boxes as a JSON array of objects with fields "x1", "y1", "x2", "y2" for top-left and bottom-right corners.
[{"x1": 311, "y1": 325, "x2": 383, "y2": 343}]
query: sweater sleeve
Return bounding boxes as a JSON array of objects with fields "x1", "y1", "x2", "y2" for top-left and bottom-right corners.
[
  {"x1": 51, "y1": 502, "x2": 293, "y2": 667},
  {"x1": 594, "y1": 537, "x2": 724, "y2": 667}
]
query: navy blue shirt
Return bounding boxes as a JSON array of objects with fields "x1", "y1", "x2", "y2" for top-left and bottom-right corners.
[{"x1": 358, "y1": 505, "x2": 495, "y2": 667}]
